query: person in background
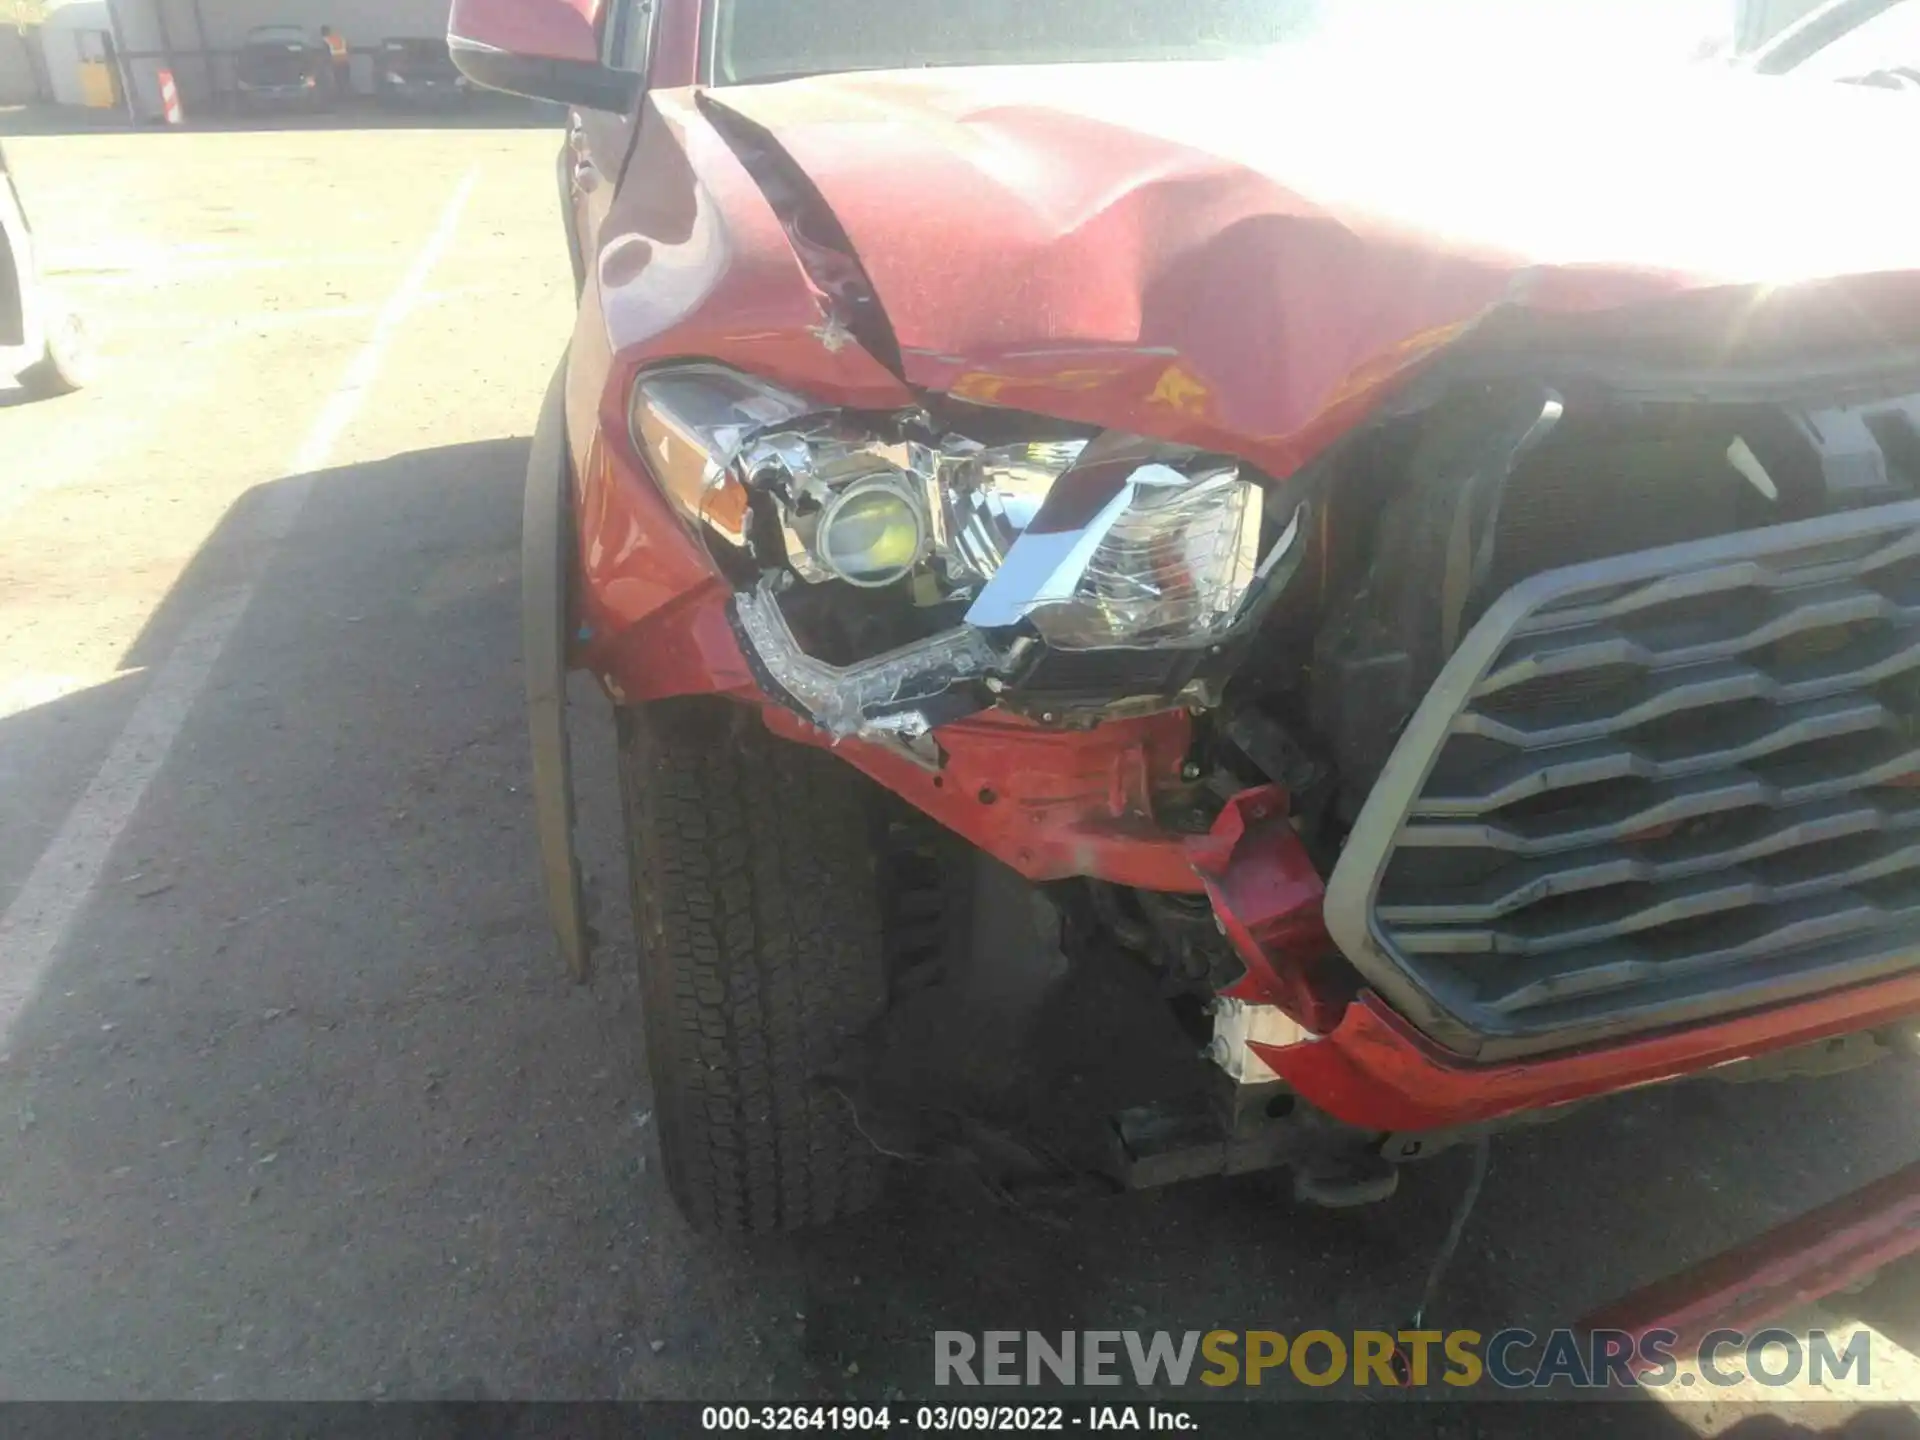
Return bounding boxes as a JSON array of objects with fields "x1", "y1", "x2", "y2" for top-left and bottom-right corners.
[{"x1": 321, "y1": 26, "x2": 350, "y2": 101}]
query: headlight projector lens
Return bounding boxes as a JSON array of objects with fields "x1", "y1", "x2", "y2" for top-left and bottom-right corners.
[{"x1": 817, "y1": 477, "x2": 928, "y2": 587}]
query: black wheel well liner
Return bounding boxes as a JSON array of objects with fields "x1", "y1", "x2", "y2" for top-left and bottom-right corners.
[{"x1": 525, "y1": 357, "x2": 592, "y2": 979}]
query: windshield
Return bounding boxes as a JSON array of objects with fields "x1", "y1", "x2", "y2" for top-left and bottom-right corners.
[{"x1": 707, "y1": 0, "x2": 1733, "y2": 86}]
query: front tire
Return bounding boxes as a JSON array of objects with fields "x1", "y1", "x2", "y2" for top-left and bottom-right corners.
[
  {"x1": 17, "y1": 303, "x2": 88, "y2": 398},
  {"x1": 618, "y1": 700, "x2": 888, "y2": 1233}
]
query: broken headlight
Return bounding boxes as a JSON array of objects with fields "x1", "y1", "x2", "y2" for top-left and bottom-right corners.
[
  {"x1": 810, "y1": 476, "x2": 929, "y2": 588},
  {"x1": 628, "y1": 364, "x2": 1278, "y2": 735},
  {"x1": 627, "y1": 364, "x2": 816, "y2": 549},
  {"x1": 631, "y1": 368, "x2": 1263, "y2": 637},
  {"x1": 963, "y1": 441, "x2": 1265, "y2": 651}
]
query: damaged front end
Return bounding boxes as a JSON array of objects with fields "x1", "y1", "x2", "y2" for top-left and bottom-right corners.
[
  {"x1": 628, "y1": 364, "x2": 1294, "y2": 753},
  {"x1": 619, "y1": 358, "x2": 1360, "y2": 1187},
  {"x1": 618, "y1": 329, "x2": 1920, "y2": 1185},
  {"x1": 550, "y1": 66, "x2": 1920, "y2": 1207}
]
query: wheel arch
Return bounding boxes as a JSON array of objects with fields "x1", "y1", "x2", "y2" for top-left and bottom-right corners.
[{"x1": 525, "y1": 357, "x2": 593, "y2": 980}]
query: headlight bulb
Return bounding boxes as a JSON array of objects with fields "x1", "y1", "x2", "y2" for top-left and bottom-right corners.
[{"x1": 815, "y1": 476, "x2": 928, "y2": 588}]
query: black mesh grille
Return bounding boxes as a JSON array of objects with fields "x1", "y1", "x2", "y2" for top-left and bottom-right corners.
[{"x1": 1323, "y1": 500, "x2": 1920, "y2": 1059}]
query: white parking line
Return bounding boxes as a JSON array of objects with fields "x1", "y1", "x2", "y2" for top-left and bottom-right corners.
[{"x1": 0, "y1": 166, "x2": 479, "y2": 1049}]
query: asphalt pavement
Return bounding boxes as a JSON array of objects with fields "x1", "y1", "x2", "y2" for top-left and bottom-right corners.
[{"x1": 4, "y1": 116, "x2": 1920, "y2": 1425}]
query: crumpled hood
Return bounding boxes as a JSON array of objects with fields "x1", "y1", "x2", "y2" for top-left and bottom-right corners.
[{"x1": 617, "y1": 54, "x2": 1920, "y2": 476}]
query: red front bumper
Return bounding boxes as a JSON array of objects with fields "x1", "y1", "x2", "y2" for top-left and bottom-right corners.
[
  {"x1": 1188, "y1": 790, "x2": 1920, "y2": 1135},
  {"x1": 783, "y1": 721, "x2": 1920, "y2": 1136},
  {"x1": 1253, "y1": 975, "x2": 1920, "y2": 1135}
]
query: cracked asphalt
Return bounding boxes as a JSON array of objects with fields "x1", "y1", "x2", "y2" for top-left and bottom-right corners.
[{"x1": 4, "y1": 114, "x2": 1920, "y2": 1429}]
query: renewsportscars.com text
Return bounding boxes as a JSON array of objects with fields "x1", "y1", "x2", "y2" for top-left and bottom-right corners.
[{"x1": 934, "y1": 1328, "x2": 1874, "y2": 1390}]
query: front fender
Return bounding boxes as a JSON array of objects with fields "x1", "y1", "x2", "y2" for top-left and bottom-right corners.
[
  {"x1": 556, "y1": 132, "x2": 587, "y2": 299},
  {"x1": 525, "y1": 357, "x2": 592, "y2": 981}
]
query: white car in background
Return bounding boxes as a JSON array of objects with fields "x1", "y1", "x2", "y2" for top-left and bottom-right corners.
[{"x1": 0, "y1": 140, "x2": 87, "y2": 401}]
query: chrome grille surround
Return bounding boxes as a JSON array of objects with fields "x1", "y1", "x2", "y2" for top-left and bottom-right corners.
[{"x1": 1322, "y1": 499, "x2": 1920, "y2": 1060}]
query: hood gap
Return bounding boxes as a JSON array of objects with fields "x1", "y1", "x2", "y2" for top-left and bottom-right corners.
[{"x1": 696, "y1": 90, "x2": 909, "y2": 386}]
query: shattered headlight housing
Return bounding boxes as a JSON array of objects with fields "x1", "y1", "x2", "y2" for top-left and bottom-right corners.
[
  {"x1": 628, "y1": 365, "x2": 815, "y2": 550},
  {"x1": 628, "y1": 366, "x2": 1278, "y2": 736},
  {"x1": 960, "y1": 436, "x2": 1264, "y2": 650}
]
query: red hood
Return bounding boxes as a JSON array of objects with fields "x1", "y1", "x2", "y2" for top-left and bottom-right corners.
[{"x1": 598, "y1": 55, "x2": 1920, "y2": 476}]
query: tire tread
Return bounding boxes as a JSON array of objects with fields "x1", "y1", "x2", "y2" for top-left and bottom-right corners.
[{"x1": 619, "y1": 701, "x2": 886, "y2": 1233}]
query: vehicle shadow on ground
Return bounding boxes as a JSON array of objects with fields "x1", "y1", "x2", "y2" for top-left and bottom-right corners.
[
  {"x1": 2, "y1": 438, "x2": 1920, "y2": 1421},
  {"x1": 0, "y1": 379, "x2": 57, "y2": 409}
]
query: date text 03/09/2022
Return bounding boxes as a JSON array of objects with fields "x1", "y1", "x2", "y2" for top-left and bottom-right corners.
[{"x1": 700, "y1": 1406, "x2": 1198, "y2": 1432}]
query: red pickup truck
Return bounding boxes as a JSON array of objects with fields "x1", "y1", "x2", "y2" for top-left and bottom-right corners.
[{"x1": 452, "y1": 0, "x2": 1920, "y2": 1233}]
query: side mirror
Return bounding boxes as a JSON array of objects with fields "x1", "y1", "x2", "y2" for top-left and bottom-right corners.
[{"x1": 449, "y1": 0, "x2": 639, "y2": 111}]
